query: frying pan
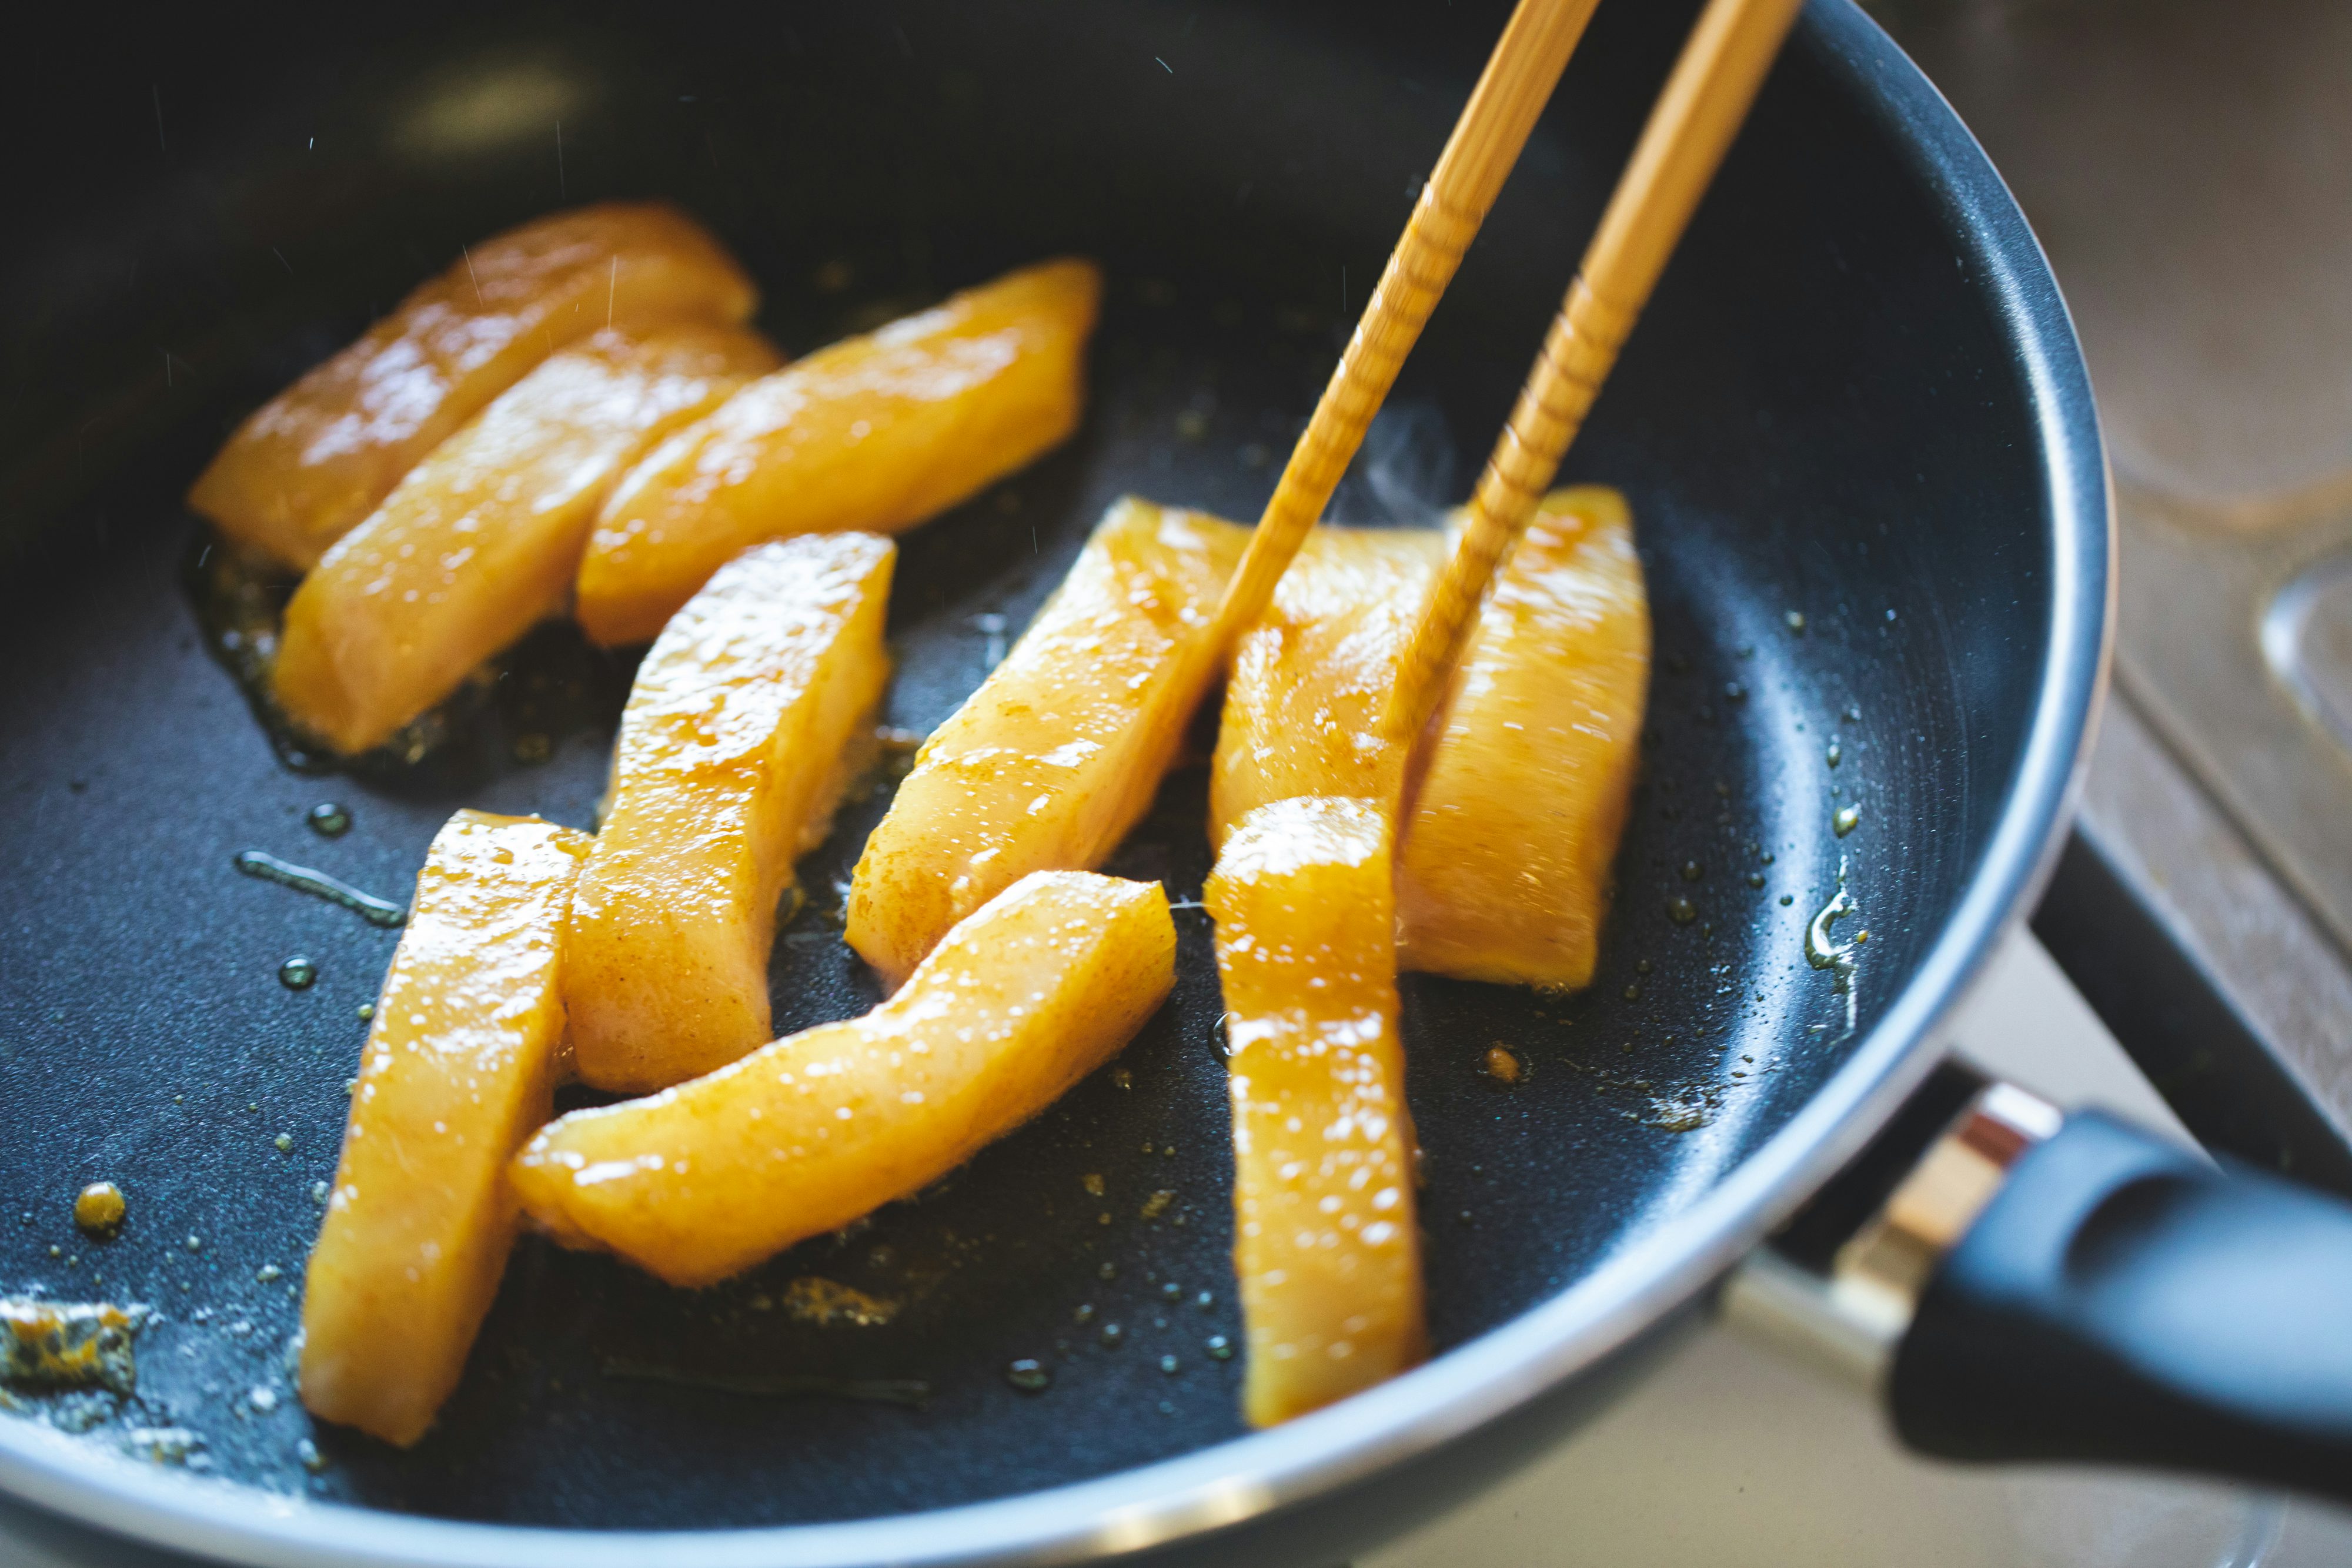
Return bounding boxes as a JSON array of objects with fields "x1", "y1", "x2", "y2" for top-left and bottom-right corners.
[{"x1": 8, "y1": 0, "x2": 2333, "y2": 1562}]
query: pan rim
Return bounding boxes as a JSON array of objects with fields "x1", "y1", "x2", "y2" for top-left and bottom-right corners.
[{"x1": 0, "y1": 1, "x2": 2113, "y2": 1562}]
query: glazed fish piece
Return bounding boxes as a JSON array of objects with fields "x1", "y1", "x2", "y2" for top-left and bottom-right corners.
[
  {"x1": 299, "y1": 810, "x2": 589, "y2": 1447},
  {"x1": 576, "y1": 258, "x2": 1101, "y2": 646},
  {"x1": 1208, "y1": 525, "x2": 1444, "y2": 847},
  {"x1": 566, "y1": 533, "x2": 896, "y2": 1094},
  {"x1": 847, "y1": 496, "x2": 1246, "y2": 991},
  {"x1": 513, "y1": 871, "x2": 1174, "y2": 1288},
  {"x1": 272, "y1": 322, "x2": 780, "y2": 754},
  {"x1": 1205, "y1": 797, "x2": 1425, "y2": 1426},
  {"x1": 1397, "y1": 486, "x2": 1650, "y2": 990},
  {"x1": 189, "y1": 202, "x2": 756, "y2": 569}
]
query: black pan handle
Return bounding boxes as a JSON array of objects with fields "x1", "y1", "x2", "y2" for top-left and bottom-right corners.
[{"x1": 1890, "y1": 1108, "x2": 2352, "y2": 1502}]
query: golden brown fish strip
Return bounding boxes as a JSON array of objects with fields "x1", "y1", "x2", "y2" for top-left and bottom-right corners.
[
  {"x1": 273, "y1": 322, "x2": 779, "y2": 754},
  {"x1": 575, "y1": 258, "x2": 1100, "y2": 645},
  {"x1": 566, "y1": 532, "x2": 896, "y2": 1094},
  {"x1": 189, "y1": 202, "x2": 756, "y2": 569},
  {"x1": 1208, "y1": 526, "x2": 1444, "y2": 848},
  {"x1": 299, "y1": 810, "x2": 589, "y2": 1447},
  {"x1": 1396, "y1": 486, "x2": 1650, "y2": 990},
  {"x1": 513, "y1": 871, "x2": 1174, "y2": 1288},
  {"x1": 1207, "y1": 798, "x2": 1424, "y2": 1427},
  {"x1": 847, "y1": 496, "x2": 1246, "y2": 990}
]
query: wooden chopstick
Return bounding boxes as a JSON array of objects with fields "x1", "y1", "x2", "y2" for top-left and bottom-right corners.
[
  {"x1": 1205, "y1": 0, "x2": 1604, "y2": 652},
  {"x1": 1384, "y1": 0, "x2": 1808, "y2": 743}
]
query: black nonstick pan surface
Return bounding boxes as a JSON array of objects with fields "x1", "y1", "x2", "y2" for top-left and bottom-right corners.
[{"x1": 0, "y1": 1, "x2": 2106, "y2": 1563}]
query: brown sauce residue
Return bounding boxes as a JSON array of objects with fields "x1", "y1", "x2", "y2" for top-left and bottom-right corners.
[{"x1": 1, "y1": 1299, "x2": 142, "y2": 1395}]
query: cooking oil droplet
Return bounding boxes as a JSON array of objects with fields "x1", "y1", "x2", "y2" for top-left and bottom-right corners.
[
  {"x1": 1747, "y1": 872, "x2": 1766, "y2": 889},
  {"x1": 74, "y1": 1182, "x2": 126, "y2": 1236},
  {"x1": 1621, "y1": 982, "x2": 1641, "y2": 1001},
  {"x1": 1100, "y1": 1322, "x2": 1124, "y2": 1348},
  {"x1": 1780, "y1": 893, "x2": 1795, "y2": 906},
  {"x1": 1635, "y1": 958, "x2": 1652, "y2": 975},
  {"x1": 1195, "y1": 1290, "x2": 1215, "y2": 1310},
  {"x1": 1073, "y1": 1303, "x2": 1095, "y2": 1324},
  {"x1": 278, "y1": 957, "x2": 317, "y2": 990},
  {"x1": 1826, "y1": 739, "x2": 1843, "y2": 768},
  {"x1": 1680, "y1": 860, "x2": 1704, "y2": 882},
  {"x1": 1482, "y1": 1045, "x2": 1522, "y2": 1085},
  {"x1": 1666, "y1": 897, "x2": 1697, "y2": 925},
  {"x1": 273, "y1": 1134, "x2": 293, "y2": 1153},
  {"x1": 1160, "y1": 1281, "x2": 1182, "y2": 1302},
  {"x1": 1785, "y1": 610, "x2": 1807, "y2": 633},
  {"x1": 1098, "y1": 1262, "x2": 1118, "y2": 1281},
  {"x1": 1833, "y1": 804, "x2": 1862, "y2": 837},
  {"x1": 1159, "y1": 1354, "x2": 1181, "y2": 1375},
  {"x1": 1805, "y1": 856, "x2": 1863, "y2": 1038},
  {"x1": 1004, "y1": 1358, "x2": 1051, "y2": 1393},
  {"x1": 234, "y1": 851, "x2": 407, "y2": 929},
  {"x1": 1206, "y1": 1334, "x2": 1232, "y2": 1360},
  {"x1": 1843, "y1": 703, "x2": 1863, "y2": 722},
  {"x1": 305, "y1": 802, "x2": 351, "y2": 837}
]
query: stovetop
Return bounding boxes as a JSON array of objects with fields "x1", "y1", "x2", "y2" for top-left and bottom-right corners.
[
  {"x1": 1887, "y1": 0, "x2": 2352, "y2": 931},
  {"x1": 1883, "y1": 0, "x2": 2352, "y2": 1162}
]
